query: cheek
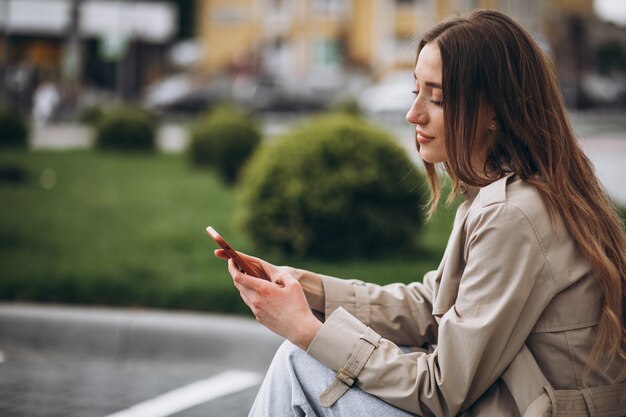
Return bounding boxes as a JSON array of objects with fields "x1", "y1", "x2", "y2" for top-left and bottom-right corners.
[{"x1": 433, "y1": 111, "x2": 445, "y2": 136}]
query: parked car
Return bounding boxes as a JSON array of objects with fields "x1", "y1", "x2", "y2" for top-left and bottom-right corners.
[
  {"x1": 143, "y1": 74, "x2": 232, "y2": 115},
  {"x1": 232, "y1": 74, "x2": 332, "y2": 113}
]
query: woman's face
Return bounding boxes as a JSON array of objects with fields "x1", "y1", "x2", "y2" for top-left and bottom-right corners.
[
  {"x1": 406, "y1": 42, "x2": 497, "y2": 169},
  {"x1": 406, "y1": 42, "x2": 446, "y2": 164}
]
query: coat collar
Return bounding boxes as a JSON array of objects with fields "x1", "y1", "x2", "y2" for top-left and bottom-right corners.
[
  {"x1": 478, "y1": 172, "x2": 515, "y2": 207},
  {"x1": 459, "y1": 172, "x2": 514, "y2": 203}
]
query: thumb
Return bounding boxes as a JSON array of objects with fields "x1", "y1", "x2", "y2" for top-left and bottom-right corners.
[{"x1": 214, "y1": 249, "x2": 229, "y2": 260}]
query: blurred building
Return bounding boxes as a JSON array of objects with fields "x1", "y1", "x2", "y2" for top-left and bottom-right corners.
[
  {"x1": 197, "y1": 0, "x2": 437, "y2": 81},
  {"x1": 196, "y1": 0, "x2": 593, "y2": 78},
  {"x1": 3, "y1": 0, "x2": 619, "y2": 113},
  {"x1": 197, "y1": 0, "x2": 608, "y2": 109},
  {"x1": 0, "y1": 0, "x2": 177, "y2": 111}
]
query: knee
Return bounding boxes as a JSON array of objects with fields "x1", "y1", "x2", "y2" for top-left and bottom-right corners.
[
  {"x1": 270, "y1": 340, "x2": 312, "y2": 375},
  {"x1": 274, "y1": 340, "x2": 302, "y2": 364}
]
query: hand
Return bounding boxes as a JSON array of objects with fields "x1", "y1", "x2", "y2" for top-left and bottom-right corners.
[{"x1": 227, "y1": 258, "x2": 322, "y2": 350}]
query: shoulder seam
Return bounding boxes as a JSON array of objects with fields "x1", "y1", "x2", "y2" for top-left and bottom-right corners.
[{"x1": 506, "y1": 202, "x2": 557, "y2": 292}]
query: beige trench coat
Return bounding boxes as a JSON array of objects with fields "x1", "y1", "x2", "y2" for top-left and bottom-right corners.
[{"x1": 295, "y1": 175, "x2": 626, "y2": 416}]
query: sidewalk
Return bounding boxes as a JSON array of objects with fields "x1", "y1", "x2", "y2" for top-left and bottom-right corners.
[
  {"x1": 0, "y1": 303, "x2": 282, "y2": 417},
  {"x1": 29, "y1": 123, "x2": 190, "y2": 153}
]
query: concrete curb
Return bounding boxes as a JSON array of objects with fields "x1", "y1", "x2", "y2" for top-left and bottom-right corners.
[{"x1": 0, "y1": 303, "x2": 283, "y2": 372}]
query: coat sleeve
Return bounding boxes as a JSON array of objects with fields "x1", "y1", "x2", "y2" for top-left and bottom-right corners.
[
  {"x1": 307, "y1": 202, "x2": 550, "y2": 416},
  {"x1": 319, "y1": 272, "x2": 439, "y2": 347},
  {"x1": 296, "y1": 265, "x2": 439, "y2": 347}
]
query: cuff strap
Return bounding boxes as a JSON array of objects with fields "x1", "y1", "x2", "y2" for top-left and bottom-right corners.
[{"x1": 318, "y1": 327, "x2": 381, "y2": 407}]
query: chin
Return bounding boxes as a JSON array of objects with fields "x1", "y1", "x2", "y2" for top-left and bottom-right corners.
[{"x1": 419, "y1": 150, "x2": 447, "y2": 164}]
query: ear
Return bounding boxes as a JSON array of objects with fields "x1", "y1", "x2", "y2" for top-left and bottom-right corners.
[
  {"x1": 488, "y1": 115, "x2": 497, "y2": 131},
  {"x1": 480, "y1": 100, "x2": 497, "y2": 132}
]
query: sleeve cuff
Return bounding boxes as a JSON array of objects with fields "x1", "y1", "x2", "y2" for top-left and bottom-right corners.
[
  {"x1": 320, "y1": 275, "x2": 372, "y2": 326},
  {"x1": 307, "y1": 307, "x2": 371, "y2": 371},
  {"x1": 296, "y1": 269, "x2": 326, "y2": 313}
]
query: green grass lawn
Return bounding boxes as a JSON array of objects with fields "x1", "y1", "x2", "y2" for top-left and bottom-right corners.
[{"x1": 0, "y1": 150, "x2": 454, "y2": 314}]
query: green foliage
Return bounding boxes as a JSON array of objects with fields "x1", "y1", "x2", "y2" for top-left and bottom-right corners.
[
  {"x1": 0, "y1": 150, "x2": 449, "y2": 313},
  {"x1": 0, "y1": 150, "x2": 250, "y2": 314},
  {"x1": 237, "y1": 114, "x2": 428, "y2": 259},
  {"x1": 0, "y1": 106, "x2": 29, "y2": 149},
  {"x1": 188, "y1": 106, "x2": 262, "y2": 184},
  {"x1": 78, "y1": 104, "x2": 105, "y2": 126},
  {"x1": 95, "y1": 107, "x2": 156, "y2": 152},
  {"x1": 331, "y1": 99, "x2": 363, "y2": 118}
]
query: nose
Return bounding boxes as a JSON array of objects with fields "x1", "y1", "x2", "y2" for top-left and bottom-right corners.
[{"x1": 406, "y1": 97, "x2": 427, "y2": 126}]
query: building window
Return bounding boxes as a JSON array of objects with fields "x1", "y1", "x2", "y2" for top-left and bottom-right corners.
[
  {"x1": 313, "y1": 0, "x2": 345, "y2": 15},
  {"x1": 313, "y1": 39, "x2": 340, "y2": 69}
]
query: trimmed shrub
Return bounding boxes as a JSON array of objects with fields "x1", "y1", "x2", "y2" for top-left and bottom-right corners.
[
  {"x1": 236, "y1": 114, "x2": 427, "y2": 259},
  {"x1": 188, "y1": 106, "x2": 262, "y2": 183},
  {"x1": 0, "y1": 106, "x2": 29, "y2": 149},
  {"x1": 332, "y1": 98, "x2": 363, "y2": 118},
  {"x1": 95, "y1": 107, "x2": 156, "y2": 152},
  {"x1": 78, "y1": 104, "x2": 105, "y2": 126}
]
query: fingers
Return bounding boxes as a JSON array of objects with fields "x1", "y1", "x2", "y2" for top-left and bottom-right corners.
[
  {"x1": 214, "y1": 248, "x2": 253, "y2": 260},
  {"x1": 228, "y1": 259, "x2": 265, "y2": 292},
  {"x1": 228, "y1": 259, "x2": 267, "y2": 316},
  {"x1": 214, "y1": 248, "x2": 258, "y2": 266},
  {"x1": 214, "y1": 249, "x2": 229, "y2": 260},
  {"x1": 215, "y1": 249, "x2": 273, "y2": 282}
]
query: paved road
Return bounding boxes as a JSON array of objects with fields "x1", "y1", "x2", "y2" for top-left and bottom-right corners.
[{"x1": 0, "y1": 304, "x2": 283, "y2": 417}]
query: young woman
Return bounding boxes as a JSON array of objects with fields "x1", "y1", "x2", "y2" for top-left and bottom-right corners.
[{"x1": 215, "y1": 10, "x2": 626, "y2": 416}]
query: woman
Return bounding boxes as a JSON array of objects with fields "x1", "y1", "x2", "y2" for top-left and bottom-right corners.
[{"x1": 215, "y1": 10, "x2": 626, "y2": 416}]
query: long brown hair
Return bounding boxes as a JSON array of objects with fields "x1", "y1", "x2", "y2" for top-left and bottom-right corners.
[{"x1": 419, "y1": 10, "x2": 626, "y2": 376}]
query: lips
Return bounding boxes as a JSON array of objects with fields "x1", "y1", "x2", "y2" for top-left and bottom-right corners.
[{"x1": 416, "y1": 131, "x2": 435, "y2": 144}]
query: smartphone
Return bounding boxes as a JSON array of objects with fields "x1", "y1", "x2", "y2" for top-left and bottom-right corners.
[{"x1": 206, "y1": 226, "x2": 270, "y2": 281}]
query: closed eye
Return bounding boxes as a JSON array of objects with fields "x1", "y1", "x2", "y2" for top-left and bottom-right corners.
[{"x1": 412, "y1": 89, "x2": 442, "y2": 106}]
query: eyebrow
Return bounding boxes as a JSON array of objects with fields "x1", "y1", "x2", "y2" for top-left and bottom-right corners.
[{"x1": 413, "y1": 75, "x2": 442, "y2": 89}]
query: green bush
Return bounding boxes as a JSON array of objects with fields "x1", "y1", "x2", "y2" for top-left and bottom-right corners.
[
  {"x1": 236, "y1": 114, "x2": 427, "y2": 259},
  {"x1": 95, "y1": 107, "x2": 156, "y2": 152},
  {"x1": 0, "y1": 151, "x2": 448, "y2": 313},
  {"x1": 331, "y1": 98, "x2": 363, "y2": 118},
  {"x1": 188, "y1": 106, "x2": 262, "y2": 183},
  {"x1": 0, "y1": 106, "x2": 29, "y2": 149},
  {"x1": 78, "y1": 104, "x2": 105, "y2": 126}
]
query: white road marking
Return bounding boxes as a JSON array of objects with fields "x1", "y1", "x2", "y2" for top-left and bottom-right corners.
[{"x1": 104, "y1": 370, "x2": 262, "y2": 417}]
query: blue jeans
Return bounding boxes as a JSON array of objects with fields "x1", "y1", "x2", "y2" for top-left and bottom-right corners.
[{"x1": 248, "y1": 341, "x2": 418, "y2": 417}]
